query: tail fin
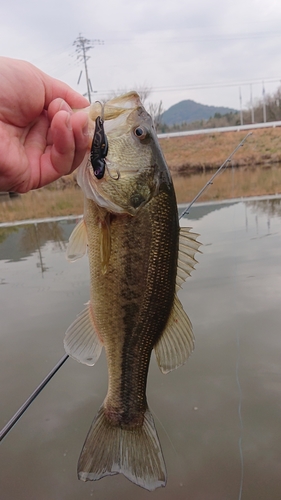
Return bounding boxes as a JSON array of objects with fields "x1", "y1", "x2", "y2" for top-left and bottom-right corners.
[{"x1": 78, "y1": 405, "x2": 167, "y2": 491}]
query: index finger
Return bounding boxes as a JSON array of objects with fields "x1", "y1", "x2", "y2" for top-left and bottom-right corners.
[{"x1": 43, "y1": 71, "x2": 90, "y2": 109}]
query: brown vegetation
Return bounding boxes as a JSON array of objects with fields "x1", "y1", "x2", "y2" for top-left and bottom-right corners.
[
  {"x1": 159, "y1": 128, "x2": 281, "y2": 173},
  {"x1": 173, "y1": 165, "x2": 281, "y2": 204},
  {"x1": 0, "y1": 188, "x2": 84, "y2": 223},
  {"x1": 1, "y1": 126, "x2": 281, "y2": 223}
]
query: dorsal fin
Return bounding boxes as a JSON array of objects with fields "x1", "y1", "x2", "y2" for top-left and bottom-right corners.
[{"x1": 176, "y1": 227, "x2": 201, "y2": 290}]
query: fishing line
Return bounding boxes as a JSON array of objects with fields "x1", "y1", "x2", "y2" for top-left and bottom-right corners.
[
  {"x1": 0, "y1": 132, "x2": 252, "y2": 442},
  {"x1": 179, "y1": 132, "x2": 252, "y2": 219},
  {"x1": 150, "y1": 406, "x2": 178, "y2": 455},
  {"x1": 222, "y1": 159, "x2": 244, "y2": 500},
  {"x1": 230, "y1": 204, "x2": 245, "y2": 500},
  {"x1": 236, "y1": 325, "x2": 244, "y2": 500},
  {"x1": 151, "y1": 406, "x2": 186, "y2": 484}
]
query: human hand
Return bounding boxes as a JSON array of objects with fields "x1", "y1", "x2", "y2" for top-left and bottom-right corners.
[{"x1": 0, "y1": 57, "x2": 90, "y2": 193}]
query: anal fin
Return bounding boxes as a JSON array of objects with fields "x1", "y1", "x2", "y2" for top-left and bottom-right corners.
[{"x1": 64, "y1": 303, "x2": 103, "y2": 366}]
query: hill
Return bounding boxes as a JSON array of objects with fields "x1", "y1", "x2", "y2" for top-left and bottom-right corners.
[{"x1": 161, "y1": 99, "x2": 237, "y2": 126}]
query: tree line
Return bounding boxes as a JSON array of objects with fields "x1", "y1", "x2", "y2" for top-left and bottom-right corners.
[
  {"x1": 155, "y1": 86, "x2": 281, "y2": 133},
  {"x1": 103, "y1": 85, "x2": 281, "y2": 132}
]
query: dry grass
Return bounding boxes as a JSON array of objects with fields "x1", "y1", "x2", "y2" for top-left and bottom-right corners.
[
  {"x1": 1, "y1": 127, "x2": 281, "y2": 223},
  {"x1": 160, "y1": 128, "x2": 281, "y2": 172},
  {"x1": 1, "y1": 164, "x2": 281, "y2": 223},
  {"x1": 0, "y1": 188, "x2": 84, "y2": 223},
  {"x1": 173, "y1": 165, "x2": 281, "y2": 204}
]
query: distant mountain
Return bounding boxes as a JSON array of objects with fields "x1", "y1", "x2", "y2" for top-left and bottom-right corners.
[{"x1": 161, "y1": 99, "x2": 237, "y2": 126}]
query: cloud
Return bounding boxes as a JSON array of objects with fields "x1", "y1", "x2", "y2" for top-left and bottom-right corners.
[{"x1": 1, "y1": 0, "x2": 281, "y2": 110}]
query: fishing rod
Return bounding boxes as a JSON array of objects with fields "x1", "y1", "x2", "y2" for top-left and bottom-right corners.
[
  {"x1": 179, "y1": 132, "x2": 252, "y2": 219},
  {"x1": 0, "y1": 354, "x2": 69, "y2": 442},
  {"x1": 0, "y1": 132, "x2": 252, "y2": 442}
]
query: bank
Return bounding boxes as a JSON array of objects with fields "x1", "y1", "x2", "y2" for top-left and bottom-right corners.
[{"x1": 1, "y1": 126, "x2": 281, "y2": 223}]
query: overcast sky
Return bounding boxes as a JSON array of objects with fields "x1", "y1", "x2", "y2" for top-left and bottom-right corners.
[{"x1": 2, "y1": 0, "x2": 281, "y2": 112}]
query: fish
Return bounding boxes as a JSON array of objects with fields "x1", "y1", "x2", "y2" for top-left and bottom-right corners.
[{"x1": 64, "y1": 92, "x2": 201, "y2": 491}]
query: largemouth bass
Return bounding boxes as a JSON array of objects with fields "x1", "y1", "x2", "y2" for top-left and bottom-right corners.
[{"x1": 64, "y1": 92, "x2": 200, "y2": 491}]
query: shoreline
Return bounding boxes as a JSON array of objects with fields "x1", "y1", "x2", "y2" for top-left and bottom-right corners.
[
  {"x1": 1, "y1": 193, "x2": 281, "y2": 228},
  {"x1": 159, "y1": 127, "x2": 281, "y2": 173},
  {"x1": 1, "y1": 126, "x2": 281, "y2": 223},
  {"x1": 1, "y1": 164, "x2": 281, "y2": 223}
]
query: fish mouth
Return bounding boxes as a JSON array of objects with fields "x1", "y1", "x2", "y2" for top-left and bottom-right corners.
[
  {"x1": 77, "y1": 159, "x2": 155, "y2": 216},
  {"x1": 77, "y1": 91, "x2": 159, "y2": 215},
  {"x1": 77, "y1": 160, "x2": 128, "y2": 214}
]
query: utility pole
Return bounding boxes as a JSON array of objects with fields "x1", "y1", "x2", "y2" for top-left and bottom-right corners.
[
  {"x1": 73, "y1": 34, "x2": 104, "y2": 103},
  {"x1": 262, "y1": 81, "x2": 267, "y2": 123},
  {"x1": 250, "y1": 83, "x2": 255, "y2": 123},
  {"x1": 239, "y1": 87, "x2": 243, "y2": 126}
]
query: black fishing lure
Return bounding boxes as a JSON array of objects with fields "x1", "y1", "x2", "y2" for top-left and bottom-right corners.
[{"x1": 90, "y1": 116, "x2": 108, "y2": 179}]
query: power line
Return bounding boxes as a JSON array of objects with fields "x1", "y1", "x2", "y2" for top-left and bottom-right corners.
[
  {"x1": 91, "y1": 77, "x2": 281, "y2": 100},
  {"x1": 104, "y1": 30, "x2": 281, "y2": 45},
  {"x1": 73, "y1": 34, "x2": 104, "y2": 102}
]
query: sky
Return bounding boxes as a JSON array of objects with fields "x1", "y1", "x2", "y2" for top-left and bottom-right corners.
[{"x1": 2, "y1": 0, "x2": 281, "y2": 113}]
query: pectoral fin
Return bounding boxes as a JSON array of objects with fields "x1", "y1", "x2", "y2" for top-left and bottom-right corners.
[
  {"x1": 66, "y1": 218, "x2": 88, "y2": 261},
  {"x1": 154, "y1": 295, "x2": 194, "y2": 374},
  {"x1": 64, "y1": 303, "x2": 103, "y2": 366}
]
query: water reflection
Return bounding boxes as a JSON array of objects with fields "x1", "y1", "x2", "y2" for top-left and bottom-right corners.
[
  {"x1": 1, "y1": 197, "x2": 281, "y2": 500},
  {"x1": 248, "y1": 196, "x2": 281, "y2": 218},
  {"x1": 0, "y1": 220, "x2": 77, "y2": 265}
]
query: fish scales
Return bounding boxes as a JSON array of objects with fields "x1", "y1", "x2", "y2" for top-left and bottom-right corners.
[
  {"x1": 85, "y1": 185, "x2": 178, "y2": 428},
  {"x1": 64, "y1": 91, "x2": 201, "y2": 491}
]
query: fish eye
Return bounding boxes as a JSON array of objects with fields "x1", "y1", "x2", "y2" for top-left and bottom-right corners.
[{"x1": 134, "y1": 127, "x2": 146, "y2": 139}]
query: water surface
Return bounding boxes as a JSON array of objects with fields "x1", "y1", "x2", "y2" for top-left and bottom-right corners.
[{"x1": 1, "y1": 198, "x2": 281, "y2": 500}]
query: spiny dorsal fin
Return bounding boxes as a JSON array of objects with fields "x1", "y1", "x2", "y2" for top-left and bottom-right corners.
[
  {"x1": 66, "y1": 218, "x2": 88, "y2": 261},
  {"x1": 64, "y1": 303, "x2": 103, "y2": 366},
  {"x1": 176, "y1": 226, "x2": 201, "y2": 291},
  {"x1": 78, "y1": 405, "x2": 166, "y2": 491},
  {"x1": 154, "y1": 295, "x2": 194, "y2": 374}
]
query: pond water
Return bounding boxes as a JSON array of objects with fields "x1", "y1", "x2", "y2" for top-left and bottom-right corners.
[{"x1": 1, "y1": 196, "x2": 281, "y2": 500}]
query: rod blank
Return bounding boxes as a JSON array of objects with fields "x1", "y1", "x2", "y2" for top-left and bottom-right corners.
[{"x1": 0, "y1": 354, "x2": 69, "y2": 442}]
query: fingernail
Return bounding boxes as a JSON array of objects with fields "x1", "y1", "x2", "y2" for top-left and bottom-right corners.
[
  {"x1": 82, "y1": 121, "x2": 89, "y2": 136},
  {"x1": 65, "y1": 112, "x2": 72, "y2": 131},
  {"x1": 59, "y1": 99, "x2": 72, "y2": 113}
]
